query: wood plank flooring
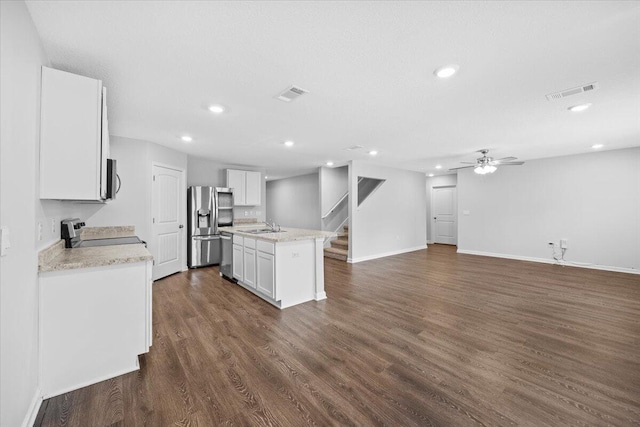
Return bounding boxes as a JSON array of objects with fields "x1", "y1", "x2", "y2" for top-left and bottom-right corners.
[{"x1": 36, "y1": 245, "x2": 640, "y2": 426}]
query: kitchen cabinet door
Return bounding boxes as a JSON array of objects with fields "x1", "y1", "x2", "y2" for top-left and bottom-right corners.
[
  {"x1": 232, "y1": 243, "x2": 244, "y2": 281},
  {"x1": 245, "y1": 171, "x2": 262, "y2": 206},
  {"x1": 40, "y1": 66, "x2": 106, "y2": 201},
  {"x1": 243, "y1": 247, "x2": 257, "y2": 288},
  {"x1": 256, "y1": 251, "x2": 275, "y2": 298},
  {"x1": 227, "y1": 169, "x2": 245, "y2": 206}
]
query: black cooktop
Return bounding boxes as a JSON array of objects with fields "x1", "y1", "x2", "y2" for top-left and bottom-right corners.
[{"x1": 72, "y1": 236, "x2": 145, "y2": 248}]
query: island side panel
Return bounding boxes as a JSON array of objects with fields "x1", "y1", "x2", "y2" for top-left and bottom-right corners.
[
  {"x1": 275, "y1": 239, "x2": 315, "y2": 309},
  {"x1": 314, "y1": 237, "x2": 327, "y2": 301}
]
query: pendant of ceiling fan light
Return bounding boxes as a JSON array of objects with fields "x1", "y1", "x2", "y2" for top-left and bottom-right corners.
[{"x1": 474, "y1": 165, "x2": 497, "y2": 175}]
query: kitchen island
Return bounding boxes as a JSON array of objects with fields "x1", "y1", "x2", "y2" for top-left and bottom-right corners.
[{"x1": 219, "y1": 225, "x2": 335, "y2": 309}]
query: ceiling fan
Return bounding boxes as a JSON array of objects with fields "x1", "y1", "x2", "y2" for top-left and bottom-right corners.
[{"x1": 449, "y1": 149, "x2": 524, "y2": 174}]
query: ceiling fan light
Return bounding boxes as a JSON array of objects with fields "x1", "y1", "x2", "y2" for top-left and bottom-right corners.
[{"x1": 474, "y1": 165, "x2": 497, "y2": 175}]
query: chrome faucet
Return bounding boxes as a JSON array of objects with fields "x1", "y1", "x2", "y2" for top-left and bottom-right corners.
[{"x1": 266, "y1": 218, "x2": 281, "y2": 232}]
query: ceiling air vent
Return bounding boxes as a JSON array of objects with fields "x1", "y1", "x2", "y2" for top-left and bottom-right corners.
[
  {"x1": 343, "y1": 145, "x2": 364, "y2": 151},
  {"x1": 275, "y1": 85, "x2": 308, "y2": 102},
  {"x1": 545, "y1": 82, "x2": 599, "y2": 101}
]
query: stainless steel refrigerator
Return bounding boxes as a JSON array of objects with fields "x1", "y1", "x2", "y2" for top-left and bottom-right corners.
[{"x1": 187, "y1": 186, "x2": 234, "y2": 268}]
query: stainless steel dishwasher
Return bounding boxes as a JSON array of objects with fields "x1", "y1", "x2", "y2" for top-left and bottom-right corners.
[{"x1": 220, "y1": 232, "x2": 233, "y2": 279}]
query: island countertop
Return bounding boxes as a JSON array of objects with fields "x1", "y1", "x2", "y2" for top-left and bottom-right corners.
[
  {"x1": 39, "y1": 239, "x2": 153, "y2": 273},
  {"x1": 219, "y1": 224, "x2": 336, "y2": 242}
]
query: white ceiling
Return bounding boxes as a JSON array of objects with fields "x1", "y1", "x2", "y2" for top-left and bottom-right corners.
[{"x1": 26, "y1": 1, "x2": 640, "y2": 180}]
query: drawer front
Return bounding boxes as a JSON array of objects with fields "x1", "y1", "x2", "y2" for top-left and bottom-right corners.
[
  {"x1": 244, "y1": 237, "x2": 256, "y2": 249},
  {"x1": 233, "y1": 234, "x2": 243, "y2": 245},
  {"x1": 257, "y1": 240, "x2": 275, "y2": 255}
]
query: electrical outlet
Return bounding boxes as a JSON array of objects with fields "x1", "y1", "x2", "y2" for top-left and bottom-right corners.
[
  {"x1": 51, "y1": 218, "x2": 56, "y2": 234},
  {"x1": 37, "y1": 222, "x2": 43, "y2": 241},
  {"x1": 560, "y1": 239, "x2": 568, "y2": 249},
  {"x1": 292, "y1": 252, "x2": 300, "y2": 258}
]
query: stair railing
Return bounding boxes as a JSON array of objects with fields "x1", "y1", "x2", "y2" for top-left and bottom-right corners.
[
  {"x1": 321, "y1": 177, "x2": 362, "y2": 220},
  {"x1": 324, "y1": 216, "x2": 349, "y2": 247}
]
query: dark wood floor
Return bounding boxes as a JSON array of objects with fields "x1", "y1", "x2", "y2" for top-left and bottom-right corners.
[{"x1": 36, "y1": 245, "x2": 640, "y2": 426}]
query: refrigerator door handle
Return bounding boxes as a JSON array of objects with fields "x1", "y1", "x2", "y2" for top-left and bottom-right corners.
[{"x1": 193, "y1": 235, "x2": 220, "y2": 241}]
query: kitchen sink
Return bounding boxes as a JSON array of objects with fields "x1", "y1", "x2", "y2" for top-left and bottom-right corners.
[{"x1": 243, "y1": 228, "x2": 286, "y2": 234}]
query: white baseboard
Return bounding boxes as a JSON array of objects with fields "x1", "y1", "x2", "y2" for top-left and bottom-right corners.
[
  {"x1": 22, "y1": 387, "x2": 43, "y2": 427},
  {"x1": 426, "y1": 240, "x2": 434, "y2": 245},
  {"x1": 315, "y1": 291, "x2": 327, "y2": 300},
  {"x1": 348, "y1": 245, "x2": 427, "y2": 263},
  {"x1": 43, "y1": 364, "x2": 140, "y2": 399},
  {"x1": 456, "y1": 249, "x2": 640, "y2": 275}
]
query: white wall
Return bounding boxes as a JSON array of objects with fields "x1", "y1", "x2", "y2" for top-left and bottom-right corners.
[
  {"x1": 319, "y1": 166, "x2": 348, "y2": 232},
  {"x1": 1, "y1": 2, "x2": 48, "y2": 425},
  {"x1": 425, "y1": 174, "x2": 458, "y2": 243},
  {"x1": 349, "y1": 161, "x2": 427, "y2": 262},
  {"x1": 458, "y1": 147, "x2": 640, "y2": 272},
  {"x1": 266, "y1": 173, "x2": 321, "y2": 230},
  {"x1": 187, "y1": 156, "x2": 267, "y2": 222}
]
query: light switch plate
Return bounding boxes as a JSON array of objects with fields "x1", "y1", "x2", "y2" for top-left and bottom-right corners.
[{"x1": 1, "y1": 226, "x2": 11, "y2": 256}]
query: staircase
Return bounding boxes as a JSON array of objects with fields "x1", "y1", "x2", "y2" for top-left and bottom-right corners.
[{"x1": 324, "y1": 225, "x2": 349, "y2": 261}]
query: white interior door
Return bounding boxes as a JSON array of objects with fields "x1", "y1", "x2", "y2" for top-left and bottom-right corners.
[
  {"x1": 432, "y1": 186, "x2": 457, "y2": 245},
  {"x1": 152, "y1": 164, "x2": 184, "y2": 280}
]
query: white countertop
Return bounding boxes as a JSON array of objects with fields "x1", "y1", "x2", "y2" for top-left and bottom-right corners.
[{"x1": 219, "y1": 224, "x2": 335, "y2": 242}]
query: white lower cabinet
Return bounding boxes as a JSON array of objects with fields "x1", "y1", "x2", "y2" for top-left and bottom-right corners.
[
  {"x1": 39, "y1": 261, "x2": 152, "y2": 398},
  {"x1": 257, "y1": 251, "x2": 275, "y2": 298},
  {"x1": 230, "y1": 234, "x2": 325, "y2": 309},
  {"x1": 232, "y1": 243, "x2": 244, "y2": 281},
  {"x1": 243, "y1": 246, "x2": 257, "y2": 289}
]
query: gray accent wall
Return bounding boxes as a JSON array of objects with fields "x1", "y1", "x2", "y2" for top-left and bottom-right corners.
[
  {"x1": 457, "y1": 147, "x2": 640, "y2": 272},
  {"x1": 266, "y1": 173, "x2": 321, "y2": 230}
]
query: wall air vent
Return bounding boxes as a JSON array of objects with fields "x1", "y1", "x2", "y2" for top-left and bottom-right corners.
[
  {"x1": 546, "y1": 82, "x2": 599, "y2": 101},
  {"x1": 275, "y1": 85, "x2": 309, "y2": 102},
  {"x1": 343, "y1": 145, "x2": 364, "y2": 151}
]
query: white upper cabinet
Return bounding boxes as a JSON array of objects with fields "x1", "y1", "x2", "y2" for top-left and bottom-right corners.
[
  {"x1": 245, "y1": 171, "x2": 261, "y2": 206},
  {"x1": 227, "y1": 169, "x2": 245, "y2": 206},
  {"x1": 40, "y1": 67, "x2": 110, "y2": 201},
  {"x1": 226, "y1": 169, "x2": 261, "y2": 206}
]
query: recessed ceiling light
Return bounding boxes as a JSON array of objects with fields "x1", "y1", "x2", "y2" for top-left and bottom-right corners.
[
  {"x1": 568, "y1": 103, "x2": 592, "y2": 112},
  {"x1": 435, "y1": 164, "x2": 442, "y2": 169},
  {"x1": 428, "y1": 173, "x2": 434, "y2": 177},
  {"x1": 181, "y1": 135, "x2": 193, "y2": 142},
  {"x1": 326, "y1": 161, "x2": 334, "y2": 166},
  {"x1": 434, "y1": 64, "x2": 459, "y2": 79},
  {"x1": 592, "y1": 144, "x2": 604, "y2": 149},
  {"x1": 265, "y1": 176, "x2": 269, "y2": 179},
  {"x1": 283, "y1": 140, "x2": 295, "y2": 147},
  {"x1": 369, "y1": 150, "x2": 378, "y2": 156},
  {"x1": 208, "y1": 104, "x2": 225, "y2": 114}
]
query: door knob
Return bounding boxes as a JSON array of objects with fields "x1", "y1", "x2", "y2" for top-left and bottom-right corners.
[
  {"x1": 433, "y1": 217, "x2": 437, "y2": 220},
  {"x1": 179, "y1": 224, "x2": 184, "y2": 229}
]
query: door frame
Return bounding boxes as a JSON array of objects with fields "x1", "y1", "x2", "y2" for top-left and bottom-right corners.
[
  {"x1": 430, "y1": 185, "x2": 457, "y2": 245},
  {"x1": 151, "y1": 161, "x2": 187, "y2": 278}
]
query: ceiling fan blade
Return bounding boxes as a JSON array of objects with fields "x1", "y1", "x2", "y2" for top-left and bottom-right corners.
[
  {"x1": 499, "y1": 161, "x2": 525, "y2": 166},
  {"x1": 493, "y1": 157, "x2": 517, "y2": 163},
  {"x1": 448, "y1": 165, "x2": 477, "y2": 171}
]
